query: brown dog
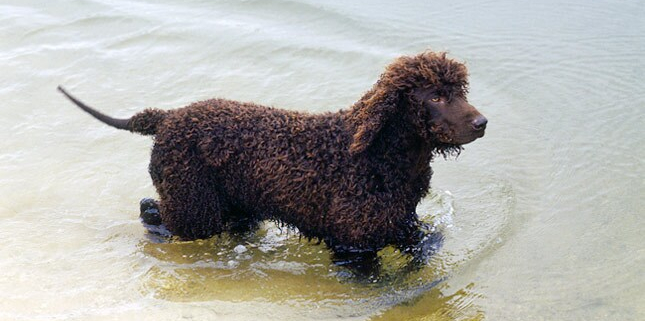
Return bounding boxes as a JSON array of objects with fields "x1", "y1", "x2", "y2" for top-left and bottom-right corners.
[{"x1": 59, "y1": 51, "x2": 486, "y2": 255}]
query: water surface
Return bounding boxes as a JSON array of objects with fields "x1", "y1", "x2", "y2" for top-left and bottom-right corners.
[{"x1": 0, "y1": 0, "x2": 643, "y2": 320}]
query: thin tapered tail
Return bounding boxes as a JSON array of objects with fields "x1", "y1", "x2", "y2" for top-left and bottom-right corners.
[{"x1": 57, "y1": 86, "x2": 131, "y2": 130}]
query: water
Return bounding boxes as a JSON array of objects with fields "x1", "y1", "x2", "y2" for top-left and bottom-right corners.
[{"x1": 1, "y1": 0, "x2": 643, "y2": 320}]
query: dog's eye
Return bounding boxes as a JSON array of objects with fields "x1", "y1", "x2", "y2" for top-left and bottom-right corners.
[{"x1": 430, "y1": 97, "x2": 440, "y2": 103}]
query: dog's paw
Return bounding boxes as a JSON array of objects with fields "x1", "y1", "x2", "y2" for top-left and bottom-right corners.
[
  {"x1": 139, "y1": 197, "x2": 159, "y2": 214},
  {"x1": 139, "y1": 198, "x2": 161, "y2": 226}
]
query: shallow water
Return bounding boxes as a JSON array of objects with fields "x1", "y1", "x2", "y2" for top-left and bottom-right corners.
[{"x1": 1, "y1": 0, "x2": 643, "y2": 320}]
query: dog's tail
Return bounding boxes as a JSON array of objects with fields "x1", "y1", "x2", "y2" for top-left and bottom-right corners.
[{"x1": 58, "y1": 86, "x2": 166, "y2": 136}]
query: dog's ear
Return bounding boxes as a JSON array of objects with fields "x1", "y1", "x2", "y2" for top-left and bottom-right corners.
[{"x1": 349, "y1": 90, "x2": 399, "y2": 155}]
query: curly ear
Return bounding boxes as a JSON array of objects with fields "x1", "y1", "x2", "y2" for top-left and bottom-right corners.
[{"x1": 349, "y1": 91, "x2": 399, "y2": 155}]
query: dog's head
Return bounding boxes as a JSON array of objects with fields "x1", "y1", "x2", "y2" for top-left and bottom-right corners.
[
  {"x1": 406, "y1": 85, "x2": 487, "y2": 146},
  {"x1": 349, "y1": 51, "x2": 487, "y2": 155}
]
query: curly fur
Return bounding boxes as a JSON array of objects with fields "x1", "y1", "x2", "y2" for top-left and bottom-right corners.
[{"x1": 61, "y1": 51, "x2": 484, "y2": 254}]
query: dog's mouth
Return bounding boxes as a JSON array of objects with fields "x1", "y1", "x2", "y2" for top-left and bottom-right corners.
[
  {"x1": 431, "y1": 123, "x2": 485, "y2": 146},
  {"x1": 468, "y1": 127, "x2": 486, "y2": 141},
  {"x1": 453, "y1": 129, "x2": 485, "y2": 145}
]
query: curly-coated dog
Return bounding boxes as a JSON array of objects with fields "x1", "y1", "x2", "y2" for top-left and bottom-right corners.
[{"x1": 59, "y1": 51, "x2": 487, "y2": 255}]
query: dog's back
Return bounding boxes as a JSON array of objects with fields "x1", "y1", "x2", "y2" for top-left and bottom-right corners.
[{"x1": 148, "y1": 99, "x2": 352, "y2": 233}]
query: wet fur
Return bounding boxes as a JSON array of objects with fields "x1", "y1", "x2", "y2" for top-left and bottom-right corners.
[{"x1": 62, "y1": 51, "x2": 477, "y2": 254}]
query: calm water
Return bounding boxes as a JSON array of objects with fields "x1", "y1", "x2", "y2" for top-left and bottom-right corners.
[{"x1": 1, "y1": 0, "x2": 643, "y2": 320}]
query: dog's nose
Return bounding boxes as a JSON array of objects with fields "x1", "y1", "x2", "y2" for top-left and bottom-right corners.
[{"x1": 471, "y1": 115, "x2": 488, "y2": 130}]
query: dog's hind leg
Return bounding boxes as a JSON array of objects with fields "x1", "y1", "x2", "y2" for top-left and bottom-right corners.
[
  {"x1": 161, "y1": 167, "x2": 225, "y2": 240},
  {"x1": 147, "y1": 144, "x2": 225, "y2": 240}
]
